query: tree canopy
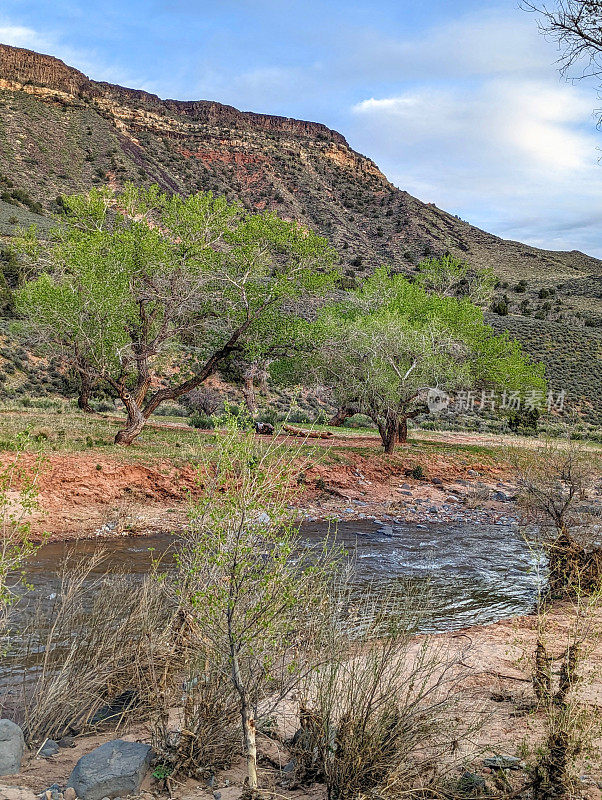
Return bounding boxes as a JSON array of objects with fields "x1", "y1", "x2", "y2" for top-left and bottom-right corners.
[
  {"x1": 304, "y1": 267, "x2": 545, "y2": 452},
  {"x1": 15, "y1": 185, "x2": 338, "y2": 443}
]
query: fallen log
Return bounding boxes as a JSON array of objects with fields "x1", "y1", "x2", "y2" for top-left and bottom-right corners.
[{"x1": 282, "y1": 424, "x2": 333, "y2": 439}]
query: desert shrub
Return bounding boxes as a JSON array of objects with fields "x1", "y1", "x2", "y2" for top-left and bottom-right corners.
[
  {"x1": 181, "y1": 387, "x2": 222, "y2": 416},
  {"x1": 294, "y1": 585, "x2": 477, "y2": 798},
  {"x1": 313, "y1": 409, "x2": 331, "y2": 425},
  {"x1": 256, "y1": 407, "x2": 278, "y2": 427},
  {"x1": 342, "y1": 413, "x2": 374, "y2": 429},
  {"x1": 513, "y1": 438, "x2": 602, "y2": 595},
  {"x1": 154, "y1": 403, "x2": 188, "y2": 418},
  {"x1": 149, "y1": 643, "x2": 240, "y2": 781},
  {"x1": 518, "y1": 585, "x2": 602, "y2": 800},
  {"x1": 187, "y1": 411, "x2": 215, "y2": 429},
  {"x1": 288, "y1": 408, "x2": 312, "y2": 424},
  {"x1": 490, "y1": 297, "x2": 509, "y2": 315}
]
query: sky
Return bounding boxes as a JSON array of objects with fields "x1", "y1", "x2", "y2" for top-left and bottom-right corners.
[{"x1": 1, "y1": 0, "x2": 601, "y2": 257}]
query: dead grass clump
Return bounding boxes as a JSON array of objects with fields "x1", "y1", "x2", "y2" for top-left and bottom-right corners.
[
  {"x1": 149, "y1": 659, "x2": 240, "y2": 782},
  {"x1": 293, "y1": 584, "x2": 480, "y2": 800},
  {"x1": 9, "y1": 553, "x2": 175, "y2": 743}
]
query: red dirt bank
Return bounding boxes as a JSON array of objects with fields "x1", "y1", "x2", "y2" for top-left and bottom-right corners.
[{"x1": 7, "y1": 435, "x2": 513, "y2": 540}]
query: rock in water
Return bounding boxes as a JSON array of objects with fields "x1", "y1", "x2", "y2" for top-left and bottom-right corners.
[
  {"x1": 0, "y1": 719, "x2": 24, "y2": 775},
  {"x1": 67, "y1": 739, "x2": 153, "y2": 800}
]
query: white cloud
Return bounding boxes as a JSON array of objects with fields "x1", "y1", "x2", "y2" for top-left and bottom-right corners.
[
  {"x1": 338, "y1": 9, "x2": 553, "y2": 83},
  {"x1": 0, "y1": 23, "x2": 53, "y2": 51},
  {"x1": 348, "y1": 11, "x2": 602, "y2": 257}
]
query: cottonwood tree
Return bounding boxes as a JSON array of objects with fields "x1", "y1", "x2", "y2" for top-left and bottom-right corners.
[
  {"x1": 15, "y1": 185, "x2": 337, "y2": 444},
  {"x1": 415, "y1": 252, "x2": 495, "y2": 306},
  {"x1": 306, "y1": 268, "x2": 544, "y2": 453},
  {"x1": 325, "y1": 255, "x2": 495, "y2": 428}
]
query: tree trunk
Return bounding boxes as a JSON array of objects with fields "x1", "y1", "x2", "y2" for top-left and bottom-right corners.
[
  {"x1": 397, "y1": 415, "x2": 408, "y2": 444},
  {"x1": 242, "y1": 367, "x2": 258, "y2": 416},
  {"x1": 242, "y1": 702, "x2": 259, "y2": 795},
  {"x1": 328, "y1": 406, "x2": 356, "y2": 427},
  {"x1": 379, "y1": 412, "x2": 398, "y2": 455},
  {"x1": 230, "y1": 638, "x2": 259, "y2": 795},
  {"x1": 257, "y1": 363, "x2": 270, "y2": 395},
  {"x1": 114, "y1": 391, "x2": 146, "y2": 445},
  {"x1": 77, "y1": 369, "x2": 94, "y2": 414}
]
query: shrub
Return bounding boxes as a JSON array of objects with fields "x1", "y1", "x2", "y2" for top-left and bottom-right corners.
[
  {"x1": 294, "y1": 585, "x2": 477, "y2": 798},
  {"x1": 187, "y1": 411, "x2": 215, "y2": 429},
  {"x1": 13, "y1": 557, "x2": 175, "y2": 743}
]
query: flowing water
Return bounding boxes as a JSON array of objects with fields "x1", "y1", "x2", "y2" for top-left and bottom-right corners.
[{"x1": 21, "y1": 519, "x2": 543, "y2": 633}]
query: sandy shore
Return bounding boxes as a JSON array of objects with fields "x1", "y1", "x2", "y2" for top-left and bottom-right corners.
[{"x1": 3, "y1": 604, "x2": 602, "y2": 799}]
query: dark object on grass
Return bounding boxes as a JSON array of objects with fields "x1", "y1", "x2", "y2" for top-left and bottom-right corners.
[
  {"x1": 255, "y1": 421, "x2": 274, "y2": 435},
  {"x1": 90, "y1": 690, "x2": 140, "y2": 727}
]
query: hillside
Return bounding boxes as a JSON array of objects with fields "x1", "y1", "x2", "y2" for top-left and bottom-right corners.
[{"x1": 0, "y1": 42, "x2": 601, "y2": 422}]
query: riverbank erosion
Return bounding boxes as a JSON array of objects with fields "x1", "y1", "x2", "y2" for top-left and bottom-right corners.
[
  {"x1": 1, "y1": 605, "x2": 602, "y2": 799},
  {"x1": 1, "y1": 426, "x2": 529, "y2": 541}
]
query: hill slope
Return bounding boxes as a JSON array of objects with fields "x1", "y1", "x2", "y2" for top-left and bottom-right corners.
[{"x1": 0, "y1": 43, "x2": 601, "y2": 422}]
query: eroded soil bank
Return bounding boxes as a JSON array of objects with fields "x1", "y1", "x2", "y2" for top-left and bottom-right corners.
[{"x1": 11, "y1": 431, "x2": 518, "y2": 540}]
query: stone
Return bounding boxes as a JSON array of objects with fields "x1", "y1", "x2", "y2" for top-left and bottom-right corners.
[
  {"x1": 482, "y1": 755, "x2": 522, "y2": 770},
  {"x1": 492, "y1": 491, "x2": 508, "y2": 502},
  {"x1": 39, "y1": 739, "x2": 60, "y2": 758},
  {"x1": 64, "y1": 789, "x2": 76, "y2": 800},
  {"x1": 432, "y1": 477, "x2": 443, "y2": 485},
  {"x1": 0, "y1": 720, "x2": 24, "y2": 776},
  {"x1": 59, "y1": 737, "x2": 76, "y2": 749},
  {"x1": 401, "y1": 483, "x2": 411, "y2": 489},
  {"x1": 0, "y1": 787, "x2": 37, "y2": 800},
  {"x1": 67, "y1": 739, "x2": 153, "y2": 800},
  {"x1": 457, "y1": 771, "x2": 486, "y2": 795}
]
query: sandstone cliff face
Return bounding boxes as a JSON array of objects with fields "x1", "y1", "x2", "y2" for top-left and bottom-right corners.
[
  {"x1": 0, "y1": 43, "x2": 601, "y2": 294},
  {"x1": 0, "y1": 44, "x2": 349, "y2": 145},
  {"x1": 0, "y1": 44, "x2": 92, "y2": 96}
]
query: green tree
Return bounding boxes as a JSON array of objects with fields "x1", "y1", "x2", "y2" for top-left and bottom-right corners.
[
  {"x1": 307, "y1": 267, "x2": 545, "y2": 453},
  {"x1": 416, "y1": 252, "x2": 495, "y2": 305},
  {"x1": 175, "y1": 415, "x2": 337, "y2": 794},
  {"x1": 15, "y1": 185, "x2": 337, "y2": 444}
]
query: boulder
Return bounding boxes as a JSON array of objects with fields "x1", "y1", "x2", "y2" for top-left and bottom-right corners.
[
  {"x1": 457, "y1": 771, "x2": 486, "y2": 795},
  {"x1": 67, "y1": 739, "x2": 153, "y2": 800},
  {"x1": 483, "y1": 754, "x2": 523, "y2": 770},
  {"x1": 0, "y1": 719, "x2": 24, "y2": 776}
]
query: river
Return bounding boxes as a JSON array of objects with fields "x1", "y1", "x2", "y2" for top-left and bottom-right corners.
[{"x1": 21, "y1": 519, "x2": 543, "y2": 633}]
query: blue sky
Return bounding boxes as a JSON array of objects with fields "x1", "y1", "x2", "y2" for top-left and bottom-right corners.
[{"x1": 2, "y1": 0, "x2": 601, "y2": 256}]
